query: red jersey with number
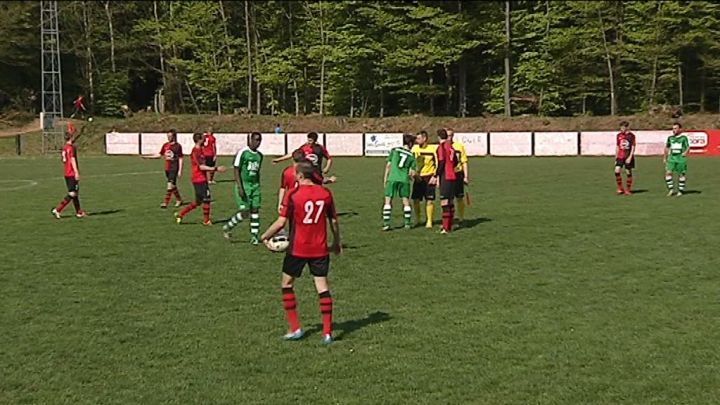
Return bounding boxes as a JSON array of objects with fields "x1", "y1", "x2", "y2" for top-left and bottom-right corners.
[
  {"x1": 299, "y1": 143, "x2": 331, "y2": 169},
  {"x1": 616, "y1": 132, "x2": 636, "y2": 160},
  {"x1": 436, "y1": 141, "x2": 457, "y2": 181},
  {"x1": 281, "y1": 165, "x2": 297, "y2": 190},
  {"x1": 160, "y1": 142, "x2": 183, "y2": 171},
  {"x1": 190, "y1": 146, "x2": 207, "y2": 184},
  {"x1": 281, "y1": 184, "x2": 337, "y2": 258},
  {"x1": 62, "y1": 144, "x2": 77, "y2": 178},
  {"x1": 203, "y1": 133, "x2": 216, "y2": 157}
]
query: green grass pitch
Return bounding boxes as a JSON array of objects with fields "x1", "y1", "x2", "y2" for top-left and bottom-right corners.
[{"x1": 1, "y1": 155, "x2": 720, "y2": 404}]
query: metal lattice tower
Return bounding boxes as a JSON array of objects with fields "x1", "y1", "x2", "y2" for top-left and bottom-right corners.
[{"x1": 41, "y1": 0, "x2": 64, "y2": 153}]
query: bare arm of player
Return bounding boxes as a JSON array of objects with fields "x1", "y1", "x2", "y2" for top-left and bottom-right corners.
[
  {"x1": 177, "y1": 157, "x2": 183, "y2": 178},
  {"x1": 272, "y1": 153, "x2": 292, "y2": 165},
  {"x1": 383, "y1": 162, "x2": 391, "y2": 187},
  {"x1": 626, "y1": 144, "x2": 636, "y2": 165},
  {"x1": 200, "y1": 164, "x2": 225, "y2": 172},
  {"x1": 260, "y1": 216, "x2": 288, "y2": 246},
  {"x1": 323, "y1": 157, "x2": 333, "y2": 174},
  {"x1": 277, "y1": 187, "x2": 286, "y2": 214},
  {"x1": 462, "y1": 162, "x2": 469, "y2": 184},
  {"x1": 663, "y1": 145, "x2": 669, "y2": 164},
  {"x1": 329, "y1": 217, "x2": 342, "y2": 255},
  {"x1": 234, "y1": 166, "x2": 246, "y2": 198},
  {"x1": 323, "y1": 176, "x2": 337, "y2": 184},
  {"x1": 71, "y1": 157, "x2": 80, "y2": 180}
]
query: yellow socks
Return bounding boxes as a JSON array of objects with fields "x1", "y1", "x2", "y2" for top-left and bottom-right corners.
[{"x1": 425, "y1": 202, "x2": 434, "y2": 227}]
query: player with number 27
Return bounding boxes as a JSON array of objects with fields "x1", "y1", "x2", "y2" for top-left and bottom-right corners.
[{"x1": 260, "y1": 161, "x2": 342, "y2": 345}]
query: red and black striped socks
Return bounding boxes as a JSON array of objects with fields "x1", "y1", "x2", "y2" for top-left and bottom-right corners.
[
  {"x1": 615, "y1": 173, "x2": 623, "y2": 190},
  {"x1": 163, "y1": 190, "x2": 172, "y2": 206},
  {"x1": 179, "y1": 201, "x2": 198, "y2": 217},
  {"x1": 319, "y1": 291, "x2": 333, "y2": 336},
  {"x1": 55, "y1": 196, "x2": 71, "y2": 213},
  {"x1": 202, "y1": 203, "x2": 211, "y2": 223},
  {"x1": 626, "y1": 175, "x2": 633, "y2": 192},
  {"x1": 282, "y1": 287, "x2": 300, "y2": 332},
  {"x1": 442, "y1": 204, "x2": 454, "y2": 232},
  {"x1": 172, "y1": 188, "x2": 182, "y2": 202}
]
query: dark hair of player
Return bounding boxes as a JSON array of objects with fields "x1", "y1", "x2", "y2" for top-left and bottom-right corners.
[
  {"x1": 292, "y1": 149, "x2": 306, "y2": 162},
  {"x1": 249, "y1": 131, "x2": 262, "y2": 142},
  {"x1": 673, "y1": 122, "x2": 682, "y2": 128},
  {"x1": 619, "y1": 121, "x2": 630, "y2": 128},
  {"x1": 296, "y1": 161, "x2": 315, "y2": 179},
  {"x1": 192, "y1": 132, "x2": 204, "y2": 143},
  {"x1": 307, "y1": 132, "x2": 319, "y2": 142},
  {"x1": 417, "y1": 130, "x2": 428, "y2": 138},
  {"x1": 168, "y1": 129, "x2": 177, "y2": 137},
  {"x1": 64, "y1": 132, "x2": 73, "y2": 141},
  {"x1": 437, "y1": 128, "x2": 448, "y2": 140},
  {"x1": 403, "y1": 133, "x2": 415, "y2": 147}
]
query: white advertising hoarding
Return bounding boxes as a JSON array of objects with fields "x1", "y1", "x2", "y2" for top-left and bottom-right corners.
[
  {"x1": 634, "y1": 130, "x2": 672, "y2": 156},
  {"x1": 140, "y1": 133, "x2": 168, "y2": 155},
  {"x1": 580, "y1": 131, "x2": 616, "y2": 156},
  {"x1": 534, "y1": 132, "x2": 579, "y2": 156},
  {"x1": 287, "y1": 133, "x2": 309, "y2": 152},
  {"x1": 105, "y1": 132, "x2": 139, "y2": 155},
  {"x1": 455, "y1": 132, "x2": 488, "y2": 156},
  {"x1": 324, "y1": 133, "x2": 363, "y2": 156},
  {"x1": 258, "y1": 133, "x2": 286, "y2": 156},
  {"x1": 490, "y1": 132, "x2": 532, "y2": 156},
  {"x1": 364, "y1": 133, "x2": 403, "y2": 156}
]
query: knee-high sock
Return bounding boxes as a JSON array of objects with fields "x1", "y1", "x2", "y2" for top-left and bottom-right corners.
[
  {"x1": 202, "y1": 202, "x2": 211, "y2": 223},
  {"x1": 442, "y1": 204, "x2": 452, "y2": 232},
  {"x1": 382, "y1": 204, "x2": 391, "y2": 227},
  {"x1": 403, "y1": 206, "x2": 412, "y2": 226},
  {"x1": 665, "y1": 175, "x2": 674, "y2": 191},
  {"x1": 456, "y1": 198, "x2": 465, "y2": 220},
  {"x1": 426, "y1": 202, "x2": 434, "y2": 226},
  {"x1": 615, "y1": 173, "x2": 623, "y2": 189},
  {"x1": 678, "y1": 176, "x2": 686, "y2": 192},
  {"x1": 179, "y1": 201, "x2": 198, "y2": 217},
  {"x1": 282, "y1": 287, "x2": 301, "y2": 332},
  {"x1": 172, "y1": 187, "x2": 182, "y2": 202},
  {"x1": 250, "y1": 212, "x2": 260, "y2": 238},
  {"x1": 223, "y1": 211, "x2": 244, "y2": 232},
  {"x1": 72, "y1": 196, "x2": 81, "y2": 212},
  {"x1": 625, "y1": 174, "x2": 633, "y2": 191},
  {"x1": 163, "y1": 189, "x2": 173, "y2": 206},
  {"x1": 55, "y1": 195, "x2": 72, "y2": 213},
  {"x1": 318, "y1": 291, "x2": 333, "y2": 336}
]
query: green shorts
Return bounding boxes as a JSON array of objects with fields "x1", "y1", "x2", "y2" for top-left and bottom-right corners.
[
  {"x1": 234, "y1": 183, "x2": 261, "y2": 211},
  {"x1": 666, "y1": 159, "x2": 687, "y2": 174},
  {"x1": 384, "y1": 181, "x2": 411, "y2": 199}
]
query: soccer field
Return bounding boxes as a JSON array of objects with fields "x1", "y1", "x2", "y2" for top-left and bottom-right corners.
[{"x1": 2, "y1": 155, "x2": 720, "y2": 404}]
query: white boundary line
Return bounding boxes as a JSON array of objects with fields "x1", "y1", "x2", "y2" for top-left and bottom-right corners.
[{"x1": 0, "y1": 171, "x2": 161, "y2": 191}]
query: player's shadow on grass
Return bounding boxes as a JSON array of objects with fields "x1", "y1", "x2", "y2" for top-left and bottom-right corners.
[
  {"x1": 683, "y1": 190, "x2": 702, "y2": 195},
  {"x1": 630, "y1": 189, "x2": 649, "y2": 194},
  {"x1": 305, "y1": 311, "x2": 391, "y2": 340},
  {"x1": 88, "y1": 209, "x2": 123, "y2": 216},
  {"x1": 337, "y1": 211, "x2": 359, "y2": 217},
  {"x1": 215, "y1": 179, "x2": 236, "y2": 184},
  {"x1": 432, "y1": 217, "x2": 492, "y2": 230}
]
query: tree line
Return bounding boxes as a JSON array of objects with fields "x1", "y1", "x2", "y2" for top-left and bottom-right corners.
[{"x1": 1, "y1": 1, "x2": 720, "y2": 118}]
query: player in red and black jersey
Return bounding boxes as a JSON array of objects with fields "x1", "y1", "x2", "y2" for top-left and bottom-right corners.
[
  {"x1": 203, "y1": 131, "x2": 218, "y2": 184},
  {"x1": 260, "y1": 161, "x2": 342, "y2": 345},
  {"x1": 277, "y1": 150, "x2": 337, "y2": 214},
  {"x1": 142, "y1": 129, "x2": 184, "y2": 208},
  {"x1": 175, "y1": 133, "x2": 226, "y2": 225},
  {"x1": 51, "y1": 129, "x2": 86, "y2": 219},
  {"x1": 614, "y1": 121, "x2": 637, "y2": 195},
  {"x1": 436, "y1": 128, "x2": 457, "y2": 233},
  {"x1": 273, "y1": 132, "x2": 333, "y2": 183}
]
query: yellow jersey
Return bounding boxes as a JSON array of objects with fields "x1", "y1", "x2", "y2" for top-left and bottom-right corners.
[
  {"x1": 452, "y1": 142, "x2": 468, "y2": 173},
  {"x1": 411, "y1": 144, "x2": 438, "y2": 177}
]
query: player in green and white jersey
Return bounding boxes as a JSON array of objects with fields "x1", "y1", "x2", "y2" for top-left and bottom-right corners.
[
  {"x1": 223, "y1": 132, "x2": 264, "y2": 244},
  {"x1": 382, "y1": 134, "x2": 417, "y2": 231},
  {"x1": 663, "y1": 122, "x2": 690, "y2": 197}
]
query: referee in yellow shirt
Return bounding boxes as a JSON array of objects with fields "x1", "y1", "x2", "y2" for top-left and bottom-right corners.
[{"x1": 411, "y1": 131, "x2": 439, "y2": 228}]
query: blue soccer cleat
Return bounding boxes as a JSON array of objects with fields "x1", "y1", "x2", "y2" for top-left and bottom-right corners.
[
  {"x1": 283, "y1": 329, "x2": 304, "y2": 341},
  {"x1": 321, "y1": 334, "x2": 333, "y2": 345}
]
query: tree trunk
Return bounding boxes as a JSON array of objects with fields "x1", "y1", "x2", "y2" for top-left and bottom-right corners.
[
  {"x1": 582, "y1": 95, "x2": 587, "y2": 115},
  {"x1": 700, "y1": 69, "x2": 705, "y2": 112},
  {"x1": 379, "y1": 83, "x2": 385, "y2": 118},
  {"x1": 82, "y1": 1, "x2": 95, "y2": 110},
  {"x1": 649, "y1": 54, "x2": 658, "y2": 108},
  {"x1": 445, "y1": 64, "x2": 452, "y2": 115},
  {"x1": 598, "y1": 10, "x2": 616, "y2": 115},
  {"x1": 253, "y1": 4, "x2": 261, "y2": 115},
  {"x1": 350, "y1": 88, "x2": 355, "y2": 118},
  {"x1": 185, "y1": 80, "x2": 200, "y2": 114},
  {"x1": 104, "y1": 1, "x2": 115, "y2": 73},
  {"x1": 504, "y1": 0, "x2": 512, "y2": 117},
  {"x1": 218, "y1": 1, "x2": 233, "y2": 69},
  {"x1": 303, "y1": 65, "x2": 308, "y2": 114},
  {"x1": 677, "y1": 64, "x2": 683, "y2": 107},
  {"x1": 318, "y1": 2, "x2": 325, "y2": 116},
  {"x1": 458, "y1": 59, "x2": 467, "y2": 117},
  {"x1": 153, "y1": 1, "x2": 166, "y2": 113},
  {"x1": 217, "y1": 93, "x2": 221, "y2": 115},
  {"x1": 429, "y1": 73, "x2": 435, "y2": 116},
  {"x1": 288, "y1": 2, "x2": 300, "y2": 115},
  {"x1": 244, "y1": 0, "x2": 252, "y2": 111}
]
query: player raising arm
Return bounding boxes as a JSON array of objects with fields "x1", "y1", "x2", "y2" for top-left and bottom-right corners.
[
  {"x1": 614, "y1": 121, "x2": 636, "y2": 195},
  {"x1": 142, "y1": 129, "x2": 184, "y2": 208},
  {"x1": 663, "y1": 122, "x2": 690, "y2": 197},
  {"x1": 382, "y1": 134, "x2": 417, "y2": 230},
  {"x1": 51, "y1": 129, "x2": 86, "y2": 219},
  {"x1": 411, "y1": 131, "x2": 438, "y2": 228},
  {"x1": 260, "y1": 161, "x2": 342, "y2": 345},
  {"x1": 223, "y1": 132, "x2": 263, "y2": 244},
  {"x1": 175, "y1": 133, "x2": 226, "y2": 225},
  {"x1": 273, "y1": 132, "x2": 333, "y2": 176}
]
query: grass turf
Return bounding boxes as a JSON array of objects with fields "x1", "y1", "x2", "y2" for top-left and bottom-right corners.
[{"x1": 1, "y1": 155, "x2": 719, "y2": 404}]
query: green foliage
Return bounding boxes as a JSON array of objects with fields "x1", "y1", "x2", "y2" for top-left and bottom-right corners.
[{"x1": 2, "y1": 1, "x2": 720, "y2": 116}]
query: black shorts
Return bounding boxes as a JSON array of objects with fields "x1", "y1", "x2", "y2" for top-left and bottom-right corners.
[
  {"x1": 439, "y1": 178, "x2": 457, "y2": 200},
  {"x1": 205, "y1": 157, "x2": 216, "y2": 167},
  {"x1": 412, "y1": 176, "x2": 436, "y2": 201},
  {"x1": 283, "y1": 254, "x2": 330, "y2": 278},
  {"x1": 193, "y1": 182, "x2": 211, "y2": 203},
  {"x1": 454, "y1": 171, "x2": 465, "y2": 198},
  {"x1": 65, "y1": 177, "x2": 79, "y2": 193},
  {"x1": 615, "y1": 158, "x2": 636, "y2": 170},
  {"x1": 165, "y1": 169, "x2": 178, "y2": 185}
]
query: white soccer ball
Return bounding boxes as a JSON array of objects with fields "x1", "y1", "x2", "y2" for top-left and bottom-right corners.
[
  {"x1": 267, "y1": 230, "x2": 290, "y2": 252},
  {"x1": 87, "y1": 117, "x2": 93, "y2": 122}
]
